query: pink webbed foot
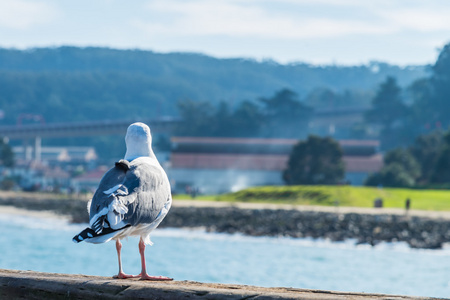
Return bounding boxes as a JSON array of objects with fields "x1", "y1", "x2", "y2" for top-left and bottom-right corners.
[
  {"x1": 113, "y1": 272, "x2": 139, "y2": 279},
  {"x1": 138, "y1": 273, "x2": 173, "y2": 281},
  {"x1": 136, "y1": 237, "x2": 173, "y2": 281}
]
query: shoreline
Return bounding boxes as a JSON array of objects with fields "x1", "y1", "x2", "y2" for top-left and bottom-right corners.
[
  {"x1": 3, "y1": 203, "x2": 450, "y2": 253},
  {"x1": 5, "y1": 199, "x2": 450, "y2": 221},
  {"x1": 2, "y1": 190, "x2": 450, "y2": 219},
  {"x1": 2, "y1": 193, "x2": 450, "y2": 249},
  {"x1": 0, "y1": 205, "x2": 69, "y2": 220},
  {"x1": 174, "y1": 199, "x2": 450, "y2": 220},
  {"x1": 3, "y1": 204, "x2": 449, "y2": 252}
]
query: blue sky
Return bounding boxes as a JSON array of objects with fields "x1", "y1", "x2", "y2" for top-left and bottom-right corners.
[{"x1": 0, "y1": 0, "x2": 449, "y2": 66}]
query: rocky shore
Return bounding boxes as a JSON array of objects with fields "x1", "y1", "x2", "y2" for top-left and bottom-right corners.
[
  {"x1": 1, "y1": 192, "x2": 450, "y2": 249},
  {"x1": 163, "y1": 205, "x2": 450, "y2": 249}
]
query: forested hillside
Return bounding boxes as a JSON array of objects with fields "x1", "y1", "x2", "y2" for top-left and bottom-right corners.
[{"x1": 0, "y1": 47, "x2": 426, "y2": 125}]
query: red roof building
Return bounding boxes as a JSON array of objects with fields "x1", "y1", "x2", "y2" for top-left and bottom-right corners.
[
  {"x1": 169, "y1": 137, "x2": 382, "y2": 194},
  {"x1": 71, "y1": 166, "x2": 108, "y2": 192}
]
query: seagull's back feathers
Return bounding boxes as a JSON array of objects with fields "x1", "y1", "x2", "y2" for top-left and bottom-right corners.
[{"x1": 74, "y1": 156, "x2": 171, "y2": 244}]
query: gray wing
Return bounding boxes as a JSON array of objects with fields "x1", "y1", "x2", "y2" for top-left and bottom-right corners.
[{"x1": 89, "y1": 159, "x2": 171, "y2": 233}]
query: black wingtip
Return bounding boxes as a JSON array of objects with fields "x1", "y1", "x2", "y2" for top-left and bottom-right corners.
[
  {"x1": 73, "y1": 225, "x2": 132, "y2": 243},
  {"x1": 73, "y1": 227, "x2": 96, "y2": 243}
]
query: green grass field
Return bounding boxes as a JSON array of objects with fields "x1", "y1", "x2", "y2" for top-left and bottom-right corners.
[{"x1": 174, "y1": 185, "x2": 450, "y2": 211}]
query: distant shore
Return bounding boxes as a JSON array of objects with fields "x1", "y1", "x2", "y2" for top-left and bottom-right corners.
[
  {"x1": 1, "y1": 191, "x2": 450, "y2": 249},
  {"x1": 0, "y1": 191, "x2": 89, "y2": 223},
  {"x1": 0, "y1": 205, "x2": 67, "y2": 220}
]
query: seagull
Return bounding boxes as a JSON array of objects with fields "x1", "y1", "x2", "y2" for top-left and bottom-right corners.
[{"x1": 73, "y1": 122, "x2": 172, "y2": 281}]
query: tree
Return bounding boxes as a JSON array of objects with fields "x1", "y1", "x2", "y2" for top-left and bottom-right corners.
[
  {"x1": 365, "y1": 76, "x2": 407, "y2": 128},
  {"x1": 409, "y1": 130, "x2": 444, "y2": 184},
  {"x1": 430, "y1": 131, "x2": 450, "y2": 183},
  {"x1": 0, "y1": 138, "x2": 14, "y2": 167},
  {"x1": 431, "y1": 147, "x2": 450, "y2": 184},
  {"x1": 283, "y1": 135, "x2": 345, "y2": 185},
  {"x1": 304, "y1": 88, "x2": 337, "y2": 108},
  {"x1": 259, "y1": 89, "x2": 313, "y2": 138},
  {"x1": 384, "y1": 148, "x2": 420, "y2": 180},
  {"x1": 409, "y1": 78, "x2": 434, "y2": 131},
  {"x1": 210, "y1": 101, "x2": 233, "y2": 137},
  {"x1": 430, "y1": 43, "x2": 450, "y2": 128},
  {"x1": 365, "y1": 163, "x2": 415, "y2": 188},
  {"x1": 174, "y1": 100, "x2": 214, "y2": 136},
  {"x1": 408, "y1": 43, "x2": 450, "y2": 133},
  {"x1": 209, "y1": 100, "x2": 264, "y2": 137},
  {"x1": 365, "y1": 76, "x2": 410, "y2": 149},
  {"x1": 364, "y1": 129, "x2": 450, "y2": 187},
  {"x1": 365, "y1": 148, "x2": 420, "y2": 188},
  {"x1": 230, "y1": 100, "x2": 263, "y2": 137},
  {"x1": 174, "y1": 99, "x2": 264, "y2": 138},
  {"x1": 304, "y1": 87, "x2": 373, "y2": 109}
]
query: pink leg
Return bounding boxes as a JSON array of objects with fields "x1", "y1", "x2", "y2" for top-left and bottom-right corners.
[
  {"x1": 138, "y1": 237, "x2": 173, "y2": 281},
  {"x1": 113, "y1": 239, "x2": 138, "y2": 279}
]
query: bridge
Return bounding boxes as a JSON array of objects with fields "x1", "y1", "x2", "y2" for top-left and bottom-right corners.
[
  {"x1": 0, "y1": 118, "x2": 180, "y2": 161},
  {"x1": 0, "y1": 118, "x2": 179, "y2": 139}
]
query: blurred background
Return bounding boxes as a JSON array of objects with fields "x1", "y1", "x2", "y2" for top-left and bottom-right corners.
[
  {"x1": 1, "y1": 0, "x2": 450, "y2": 194},
  {"x1": 1, "y1": 1, "x2": 450, "y2": 298}
]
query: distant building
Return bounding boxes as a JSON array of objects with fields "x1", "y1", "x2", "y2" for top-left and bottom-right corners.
[
  {"x1": 169, "y1": 137, "x2": 382, "y2": 194},
  {"x1": 6, "y1": 146, "x2": 98, "y2": 192},
  {"x1": 12, "y1": 146, "x2": 97, "y2": 166},
  {"x1": 37, "y1": 166, "x2": 72, "y2": 192},
  {"x1": 71, "y1": 166, "x2": 108, "y2": 193},
  {"x1": 6, "y1": 163, "x2": 71, "y2": 192}
]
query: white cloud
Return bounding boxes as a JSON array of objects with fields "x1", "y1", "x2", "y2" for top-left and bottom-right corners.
[
  {"x1": 133, "y1": 0, "x2": 392, "y2": 40},
  {"x1": 0, "y1": 0, "x2": 59, "y2": 30},
  {"x1": 380, "y1": 8, "x2": 450, "y2": 32},
  {"x1": 134, "y1": 0, "x2": 450, "y2": 41},
  {"x1": 0, "y1": 0, "x2": 449, "y2": 65}
]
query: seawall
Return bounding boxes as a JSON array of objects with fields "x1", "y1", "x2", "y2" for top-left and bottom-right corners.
[
  {"x1": 0, "y1": 269, "x2": 440, "y2": 300},
  {"x1": 163, "y1": 202, "x2": 450, "y2": 249}
]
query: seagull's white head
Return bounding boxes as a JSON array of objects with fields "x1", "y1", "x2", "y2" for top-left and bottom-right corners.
[{"x1": 124, "y1": 122, "x2": 155, "y2": 161}]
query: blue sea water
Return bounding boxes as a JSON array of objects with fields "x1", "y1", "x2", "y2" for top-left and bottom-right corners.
[{"x1": 0, "y1": 211, "x2": 449, "y2": 298}]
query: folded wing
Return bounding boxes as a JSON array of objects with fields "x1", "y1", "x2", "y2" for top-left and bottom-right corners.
[{"x1": 74, "y1": 157, "x2": 171, "y2": 244}]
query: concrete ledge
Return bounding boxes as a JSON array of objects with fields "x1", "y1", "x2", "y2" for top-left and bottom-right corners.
[{"x1": 0, "y1": 269, "x2": 438, "y2": 300}]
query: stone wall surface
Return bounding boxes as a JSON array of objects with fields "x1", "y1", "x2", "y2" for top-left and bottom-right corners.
[{"x1": 0, "y1": 269, "x2": 440, "y2": 300}]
